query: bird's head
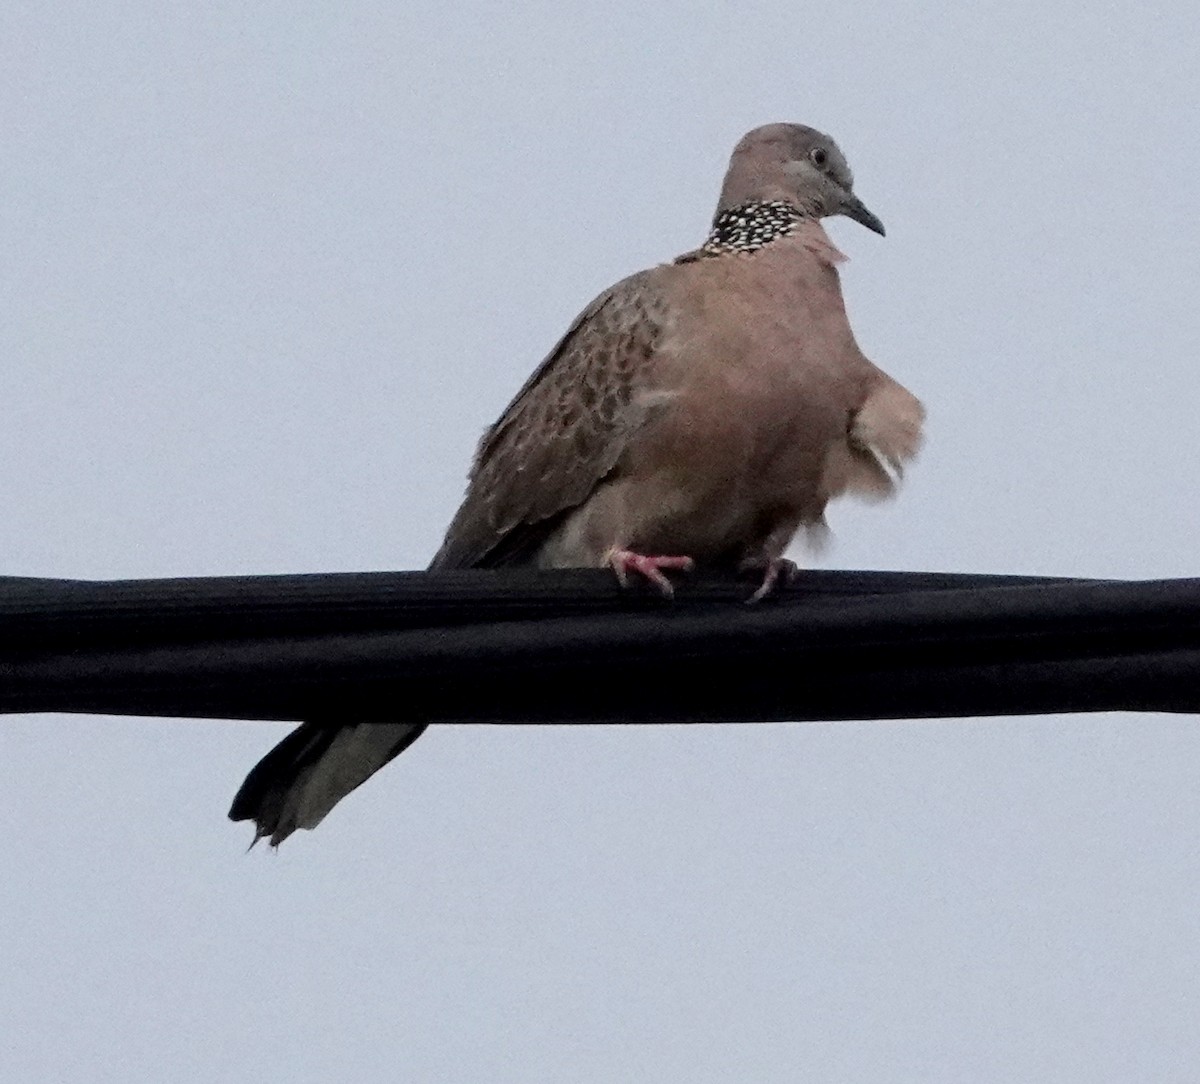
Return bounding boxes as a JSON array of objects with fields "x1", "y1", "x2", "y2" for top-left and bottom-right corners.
[{"x1": 716, "y1": 123, "x2": 885, "y2": 236}]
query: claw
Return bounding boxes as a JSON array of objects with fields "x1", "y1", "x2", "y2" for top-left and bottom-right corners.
[
  {"x1": 745, "y1": 557, "x2": 798, "y2": 604},
  {"x1": 607, "y1": 549, "x2": 695, "y2": 597}
]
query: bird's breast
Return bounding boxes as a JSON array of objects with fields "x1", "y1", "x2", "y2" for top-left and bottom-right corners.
[{"x1": 603, "y1": 259, "x2": 874, "y2": 558}]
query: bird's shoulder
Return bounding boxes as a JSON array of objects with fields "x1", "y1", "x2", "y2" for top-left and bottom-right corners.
[{"x1": 474, "y1": 266, "x2": 671, "y2": 464}]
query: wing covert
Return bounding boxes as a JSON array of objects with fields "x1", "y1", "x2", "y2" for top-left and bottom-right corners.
[{"x1": 430, "y1": 270, "x2": 669, "y2": 569}]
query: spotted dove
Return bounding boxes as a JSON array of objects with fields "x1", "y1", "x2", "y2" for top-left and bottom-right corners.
[{"x1": 229, "y1": 123, "x2": 925, "y2": 845}]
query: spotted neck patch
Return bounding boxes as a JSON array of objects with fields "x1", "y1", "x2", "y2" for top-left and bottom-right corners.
[{"x1": 701, "y1": 200, "x2": 810, "y2": 256}]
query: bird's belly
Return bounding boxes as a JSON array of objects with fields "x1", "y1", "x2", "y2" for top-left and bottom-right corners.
[
  {"x1": 641, "y1": 403, "x2": 838, "y2": 551},
  {"x1": 541, "y1": 371, "x2": 851, "y2": 568}
]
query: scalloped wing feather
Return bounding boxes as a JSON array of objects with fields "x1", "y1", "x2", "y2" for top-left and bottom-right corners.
[{"x1": 430, "y1": 270, "x2": 669, "y2": 569}]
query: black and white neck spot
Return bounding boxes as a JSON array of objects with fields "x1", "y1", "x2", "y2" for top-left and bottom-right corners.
[{"x1": 701, "y1": 200, "x2": 810, "y2": 256}]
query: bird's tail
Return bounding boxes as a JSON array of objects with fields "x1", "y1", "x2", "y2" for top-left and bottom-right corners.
[{"x1": 228, "y1": 721, "x2": 427, "y2": 847}]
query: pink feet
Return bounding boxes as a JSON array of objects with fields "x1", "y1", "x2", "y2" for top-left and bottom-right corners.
[
  {"x1": 607, "y1": 549, "x2": 695, "y2": 597},
  {"x1": 743, "y1": 557, "x2": 798, "y2": 604},
  {"x1": 604, "y1": 549, "x2": 794, "y2": 601}
]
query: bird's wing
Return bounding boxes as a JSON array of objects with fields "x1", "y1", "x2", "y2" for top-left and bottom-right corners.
[
  {"x1": 430, "y1": 268, "x2": 670, "y2": 570},
  {"x1": 229, "y1": 271, "x2": 672, "y2": 846},
  {"x1": 846, "y1": 371, "x2": 926, "y2": 496}
]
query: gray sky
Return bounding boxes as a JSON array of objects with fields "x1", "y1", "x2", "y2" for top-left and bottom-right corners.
[{"x1": 4, "y1": 3, "x2": 1200, "y2": 1081}]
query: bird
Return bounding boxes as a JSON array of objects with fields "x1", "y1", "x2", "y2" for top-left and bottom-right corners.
[{"x1": 229, "y1": 122, "x2": 924, "y2": 846}]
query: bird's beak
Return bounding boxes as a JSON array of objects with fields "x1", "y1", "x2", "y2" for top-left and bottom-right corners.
[{"x1": 840, "y1": 194, "x2": 886, "y2": 236}]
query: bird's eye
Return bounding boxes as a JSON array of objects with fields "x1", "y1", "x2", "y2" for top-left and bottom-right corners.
[{"x1": 809, "y1": 147, "x2": 828, "y2": 167}]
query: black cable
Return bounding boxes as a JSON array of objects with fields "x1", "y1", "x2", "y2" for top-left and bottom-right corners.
[{"x1": 2, "y1": 569, "x2": 1197, "y2": 722}]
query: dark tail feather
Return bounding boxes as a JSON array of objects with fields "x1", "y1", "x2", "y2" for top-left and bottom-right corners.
[{"x1": 229, "y1": 721, "x2": 428, "y2": 847}]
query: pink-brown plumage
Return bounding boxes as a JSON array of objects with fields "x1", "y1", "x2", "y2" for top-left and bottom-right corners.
[
  {"x1": 231, "y1": 122, "x2": 924, "y2": 845},
  {"x1": 432, "y1": 214, "x2": 923, "y2": 580}
]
